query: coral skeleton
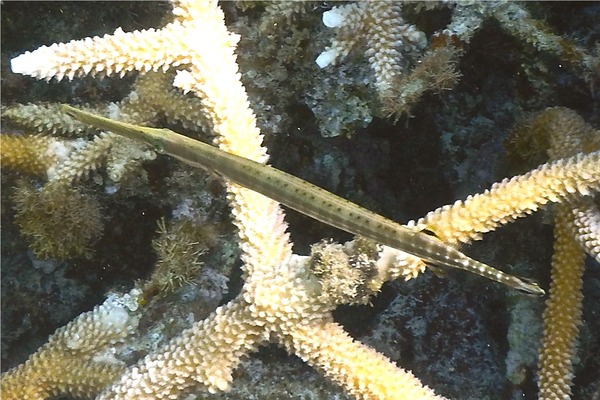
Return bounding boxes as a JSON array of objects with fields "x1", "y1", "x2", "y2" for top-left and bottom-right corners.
[
  {"x1": 527, "y1": 108, "x2": 600, "y2": 400},
  {"x1": 1, "y1": 1, "x2": 599, "y2": 399},
  {"x1": 316, "y1": 0, "x2": 597, "y2": 118}
]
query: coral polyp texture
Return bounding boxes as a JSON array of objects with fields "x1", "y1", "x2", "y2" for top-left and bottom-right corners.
[
  {"x1": 520, "y1": 108, "x2": 600, "y2": 400},
  {"x1": 1, "y1": 1, "x2": 599, "y2": 400}
]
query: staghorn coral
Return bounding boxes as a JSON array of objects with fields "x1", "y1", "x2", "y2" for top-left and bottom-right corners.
[
  {"x1": 1, "y1": 0, "x2": 600, "y2": 400},
  {"x1": 62, "y1": 105, "x2": 600, "y2": 397},
  {"x1": 0, "y1": 290, "x2": 141, "y2": 400},
  {"x1": 504, "y1": 107, "x2": 600, "y2": 399},
  {"x1": 412, "y1": 152, "x2": 600, "y2": 245},
  {"x1": 1, "y1": 73, "x2": 209, "y2": 189},
  {"x1": 516, "y1": 107, "x2": 599, "y2": 400},
  {"x1": 316, "y1": 1, "x2": 427, "y2": 95},
  {"x1": 316, "y1": 0, "x2": 598, "y2": 126},
  {"x1": 2, "y1": 103, "x2": 92, "y2": 137},
  {"x1": 0, "y1": 134, "x2": 61, "y2": 176},
  {"x1": 540, "y1": 204, "x2": 586, "y2": 400},
  {"x1": 431, "y1": 109, "x2": 600, "y2": 399},
  {"x1": 316, "y1": 0, "x2": 435, "y2": 120},
  {"x1": 4, "y1": 145, "x2": 597, "y2": 399},
  {"x1": 571, "y1": 203, "x2": 600, "y2": 263}
]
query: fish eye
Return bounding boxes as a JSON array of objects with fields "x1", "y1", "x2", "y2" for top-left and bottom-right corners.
[
  {"x1": 421, "y1": 228, "x2": 438, "y2": 238},
  {"x1": 152, "y1": 140, "x2": 164, "y2": 153}
]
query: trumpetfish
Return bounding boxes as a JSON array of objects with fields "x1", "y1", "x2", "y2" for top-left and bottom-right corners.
[{"x1": 61, "y1": 105, "x2": 544, "y2": 296}]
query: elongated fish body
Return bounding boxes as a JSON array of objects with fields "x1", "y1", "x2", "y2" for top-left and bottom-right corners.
[{"x1": 61, "y1": 105, "x2": 545, "y2": 296}]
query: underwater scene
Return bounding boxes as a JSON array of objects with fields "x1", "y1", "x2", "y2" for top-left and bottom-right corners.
[{"x1": 1, "y1": 1, "x2": 599, "y2": 399}]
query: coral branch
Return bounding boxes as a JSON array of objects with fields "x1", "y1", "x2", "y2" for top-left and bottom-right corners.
[
  {"x1": 284, "y1": 320, "x2": 445, "y2": 400},
  {"x1": 0, "y1": 290, "x2": 141, "y2": 400},
  {"x1": 416, "y1": 151, "x2": 600, "y2": 244},
  {"x1": 3, "y1": 2, "x2": 599, "y2": 399}
]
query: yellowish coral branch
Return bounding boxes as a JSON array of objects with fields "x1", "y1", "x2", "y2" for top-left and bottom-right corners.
[
  {"x1": 538, "y1": 205, "x2": 585, "y2": 399},
  {"x1": 2, "y1": 103, "x2": 91, "y2": 136},
  {"x1": 284, "y1": 319, "x2": 446, "y2": 400},
  {"x1": 97, "y1": 299, "x2": 266, "y2": 398},
  {"x1": 570, "y1": 198, "x2": 600, "y2": 262},
  {"x1": 0, "y1": 290, "x2": 141, "y2": 400},
  {"x1": 0, "y1": 134, "x2": 58, "y2": 176},
  {"x1": 531, "y1": 107, "x2": 600, "y2": 400},
  {"x1": 416, "y1": 151, "x2": 600, "y2": 245},
  {"x1": 4, "y1": 1, "x2": 599, "y2": 399}
]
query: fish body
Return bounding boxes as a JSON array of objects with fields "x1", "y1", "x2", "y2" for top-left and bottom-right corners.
[{"x1": 61, "y1": 105, "x2": 545, "y2": 296}]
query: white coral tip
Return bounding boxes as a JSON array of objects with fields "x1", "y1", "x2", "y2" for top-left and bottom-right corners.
[
  {"x1": 316, "y1": 49, "x2": 338, "y2": 69},
  {"x1": 11, "y1": 47, "x2": 59, "y2": 80},
  {"x1": 322, "y1": 9, "x2": 345, "y2": 28},
  {"x1": 173, "y1": 69, "x2": 194, "y2": 93},
  {"x1": 11, "y1": 52, "x2": 37, "y2": 76}
]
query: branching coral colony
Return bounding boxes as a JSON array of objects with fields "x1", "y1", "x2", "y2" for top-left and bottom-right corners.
[{"x1": 1, "y1": 1, "x2": 599, "y2": 399}]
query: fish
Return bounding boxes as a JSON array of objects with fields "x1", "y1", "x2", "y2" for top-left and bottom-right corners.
[{"x1": 60, "y1": 104, "x2": 545, "y2": 296}]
